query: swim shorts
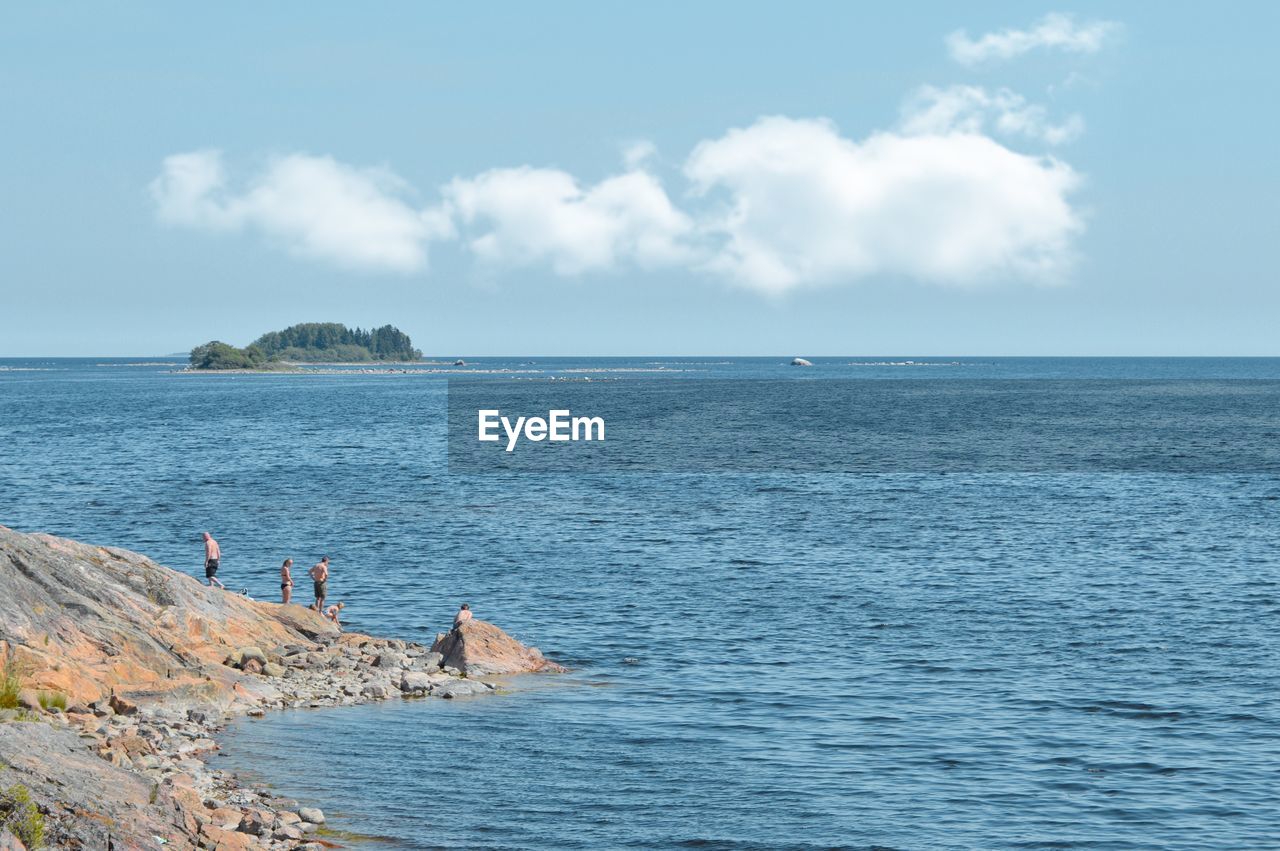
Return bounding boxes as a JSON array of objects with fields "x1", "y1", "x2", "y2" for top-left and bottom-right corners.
[{"x1": 205, "y1": 558, "x2": 219, "y2": 578}]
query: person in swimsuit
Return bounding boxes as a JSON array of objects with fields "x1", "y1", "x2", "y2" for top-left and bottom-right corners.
[
  {"x1": 324, "y1": 601, "x2": 345, "y2": 629},
  {"x1": 202, "y1": 532, "x2": 225, "y2": 589},
  {"x1": 452, "y1": 603, "x2": 472, "y2": 634},
  {"x1": 309, "y1": 556, "x2": 330, "y2": 611},
  {"x1": 280, "y1": 558, "x2": 294, "y2": 604}
]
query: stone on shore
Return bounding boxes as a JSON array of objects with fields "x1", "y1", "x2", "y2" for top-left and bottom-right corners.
[
  {"x1": 298, "y1": 806, "x2": 325, "y2": 825},
  {"x1": 399, "y1": 671, "x2": 434, "y2": 694},
  {"x1": 0, "y1": 828, "x2": 26, "y2": 851},
  {"x1": 433, "y1": 679, "x2": 496, "y2": 699},
  {"x1": 429, "y1": 620, "x2": 566, "y2": 676}
]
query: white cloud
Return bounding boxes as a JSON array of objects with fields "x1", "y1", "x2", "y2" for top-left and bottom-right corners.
[
  {"x1": 685, "y1": 116, "x2": 1081, "y2": 293},
  {"x1": 150, "y1": 150, "x2": 450, "y2": 272},
  {"x1": 947, "y1": 13, "x2": 1119, "y2": 65},
  {"x1": 444, "y1": 165, "x2": 693, "y2": 274},
  {"x1": 622, "y1": 140, "x2": 658, "y2": 169},
  {"x1": 154, "y1": 107, "x2": 1089, "y2": 293},
  {"x1": 902, "y1": 85, "x2": 1084, "y2": 146}
]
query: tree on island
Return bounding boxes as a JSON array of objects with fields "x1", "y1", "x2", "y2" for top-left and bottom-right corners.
[
  {"x1": 189, "y1": 341, "x2": 267, "y2": 370},
  {"x1": 250, "y1": 323, "x2": 421, "y2": 362},
  {"x1": 188, "y1": 323, "x2": 421, "y2": 369}
]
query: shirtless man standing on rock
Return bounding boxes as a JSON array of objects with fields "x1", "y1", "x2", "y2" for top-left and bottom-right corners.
[
  {"x1": 202, "y1": 532, "x2": 225, "y2": 589},
  {"x1": 309, "y1": 556, "x2": 330, "y2": 612}
]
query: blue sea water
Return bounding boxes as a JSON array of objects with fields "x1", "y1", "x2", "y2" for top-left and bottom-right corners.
[{"x1": 2, "y1": 357, "x2": 1279, "y2": 850}]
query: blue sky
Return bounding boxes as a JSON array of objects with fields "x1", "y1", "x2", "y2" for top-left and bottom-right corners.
[{"x1": 1, "y1": 2, "x2": 1277, "y2": 356}]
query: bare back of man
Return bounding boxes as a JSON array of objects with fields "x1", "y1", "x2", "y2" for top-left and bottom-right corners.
[
  {"x1": 308, "y1": 557, "x2": 330, "y2": 611},
  {"x1": 202, "y1": 532, "x2": 225, "y2": 589}
]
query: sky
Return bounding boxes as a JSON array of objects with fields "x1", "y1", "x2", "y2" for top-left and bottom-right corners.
[{"x1": 1, "y1": 1, "x2": 1277, "y2": 356}]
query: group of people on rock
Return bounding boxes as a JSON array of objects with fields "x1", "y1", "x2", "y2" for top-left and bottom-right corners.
[
  {"x1": 201, "y1": 531, "x2": 475, "y2": 633},
  {"x1": 202, "y1": 532, "x2": 344, "y2": 627}
]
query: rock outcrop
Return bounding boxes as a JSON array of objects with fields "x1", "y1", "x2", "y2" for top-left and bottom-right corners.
[
  {"x1": 0, "y1": 525, "x2": 563, "y2": 847},
  {"x1": 0, "y1": 524, "x2": 338, "y2": 707},
  {"x1": 430, "y1": 620, "x2": 567, "y2": 676}
]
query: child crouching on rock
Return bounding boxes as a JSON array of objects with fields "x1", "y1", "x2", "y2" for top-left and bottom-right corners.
[{"x1": 324, "y1": 601, "x2": 345, "y2": 630}]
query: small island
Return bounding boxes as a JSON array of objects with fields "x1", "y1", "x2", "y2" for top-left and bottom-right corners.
[{"x1": 190, "y1": 322, "x2": 422, "y2": 370}]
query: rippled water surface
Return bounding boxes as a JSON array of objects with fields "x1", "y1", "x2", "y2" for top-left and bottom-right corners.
[{"x1": 2, "y1": 357, "x2": 1279, "y2": 849}]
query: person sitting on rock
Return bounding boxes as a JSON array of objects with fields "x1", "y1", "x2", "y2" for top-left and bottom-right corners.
[
  {"x1": 309, "y1": 556, "x2": 330, "y2": 612},
  {"x1": 280, "y1": 558, "x2": 294, "y2": 604},
  {"x1": 324, "y1": 601, "x2": 345, "y2": 629},
  {"x1": 452, "y1": 603, "x2": 472, "y2": 633},
  {"x1": 202, "y1": 532, "x2": 225, "y2": 589}
]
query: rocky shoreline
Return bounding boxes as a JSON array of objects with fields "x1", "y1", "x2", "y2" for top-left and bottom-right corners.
[{"x1": 0, "y1": 526, "x2": 563, "y2": 849}]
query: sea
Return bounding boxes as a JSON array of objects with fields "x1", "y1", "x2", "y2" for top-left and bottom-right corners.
[{"x1": 1, "y1": 357, "x2": 1278, "y2": 850}]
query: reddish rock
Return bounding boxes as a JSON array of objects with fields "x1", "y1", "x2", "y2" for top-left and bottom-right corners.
[
  {"x1": 429, "y1": 620, "x2": 565, "y2": 676},
  {"x1": 160, "y1": 782, "x2": 208, "y2": 836},
  {"x1": 113, "y1": 733, "x2": 155, "y2": 757},
  {"x1": 237, "y1": 809, "x2": 269, "y2": 836},
  {"x1": 0, "y1": 828, "x2": 27, "y2": 851},
  {"x1": 200, "y1": 823, "x2": 257, "y2": 850},
  {"x1": 0, "y1": 524, "x2": 340, "y2": 705}
]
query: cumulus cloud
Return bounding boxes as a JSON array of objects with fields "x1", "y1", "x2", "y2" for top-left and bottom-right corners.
[
  {"x1": 154, "y1": 102, "x2": 1089, "y2": 292},
  {"x1": 685, "y1": 116, "x2": 1081, "y2": 293},
  {"x1": 443, "y1": 165, "x2": 694, "y2": 274},
  {"x1": 947, "y1": 13, "x2": 1119, "y2": 65},
  {"x1": 902, "y1": 85, "x2": 1084, "y2": 146},
  {"x1": 153, "y1": 128, "x2": 1083, "y2": 294},
  {"x1": 150, "y1": 150, "x2": 450, "y2": 272}
]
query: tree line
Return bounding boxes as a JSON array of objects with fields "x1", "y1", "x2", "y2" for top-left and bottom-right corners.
[{"x1": 189, "y1": 323, "x2": 422, "y2": 369}]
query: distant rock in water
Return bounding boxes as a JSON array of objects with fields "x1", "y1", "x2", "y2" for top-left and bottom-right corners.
[
  {"x1": 454, "y1": 359, "x2": 467, "y2": 366},
  {"x1": 791, "y1": 357, "x2": 813, "y2": 367},
  {"x1": 430, "y1": 620, "x2": 566, "y2": 676}
]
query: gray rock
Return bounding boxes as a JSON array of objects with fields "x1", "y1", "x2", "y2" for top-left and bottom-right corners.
[
  {"x1": 790, "y1": 357, "x2": 813, "y2": 366},
  {"x1": 420, "y1": 651, "x2": 444, "y2": 669},
  {"x1": 361, "y1": 682, "x2": 390, "y2": 699},
  {"x1": 432, "y1": 679, "x2": 494, "y2": 699},
  {"x1": 374, "y1": 652, "x2": 408, "y2": 669},
  {"x1": 298, "y1": 806, "x2": 326, "y2": 825},
  {"x1": 399, "y1": 672, "x2": 432, "y2": 694},
  {"x1": 274, "y1": 824, "x2": 305, "y2": 841}
]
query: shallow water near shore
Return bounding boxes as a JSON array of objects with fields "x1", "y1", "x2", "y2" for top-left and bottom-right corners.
[{"x1": 3, "y1": 357, "x2": 1280, "y2": 849}]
